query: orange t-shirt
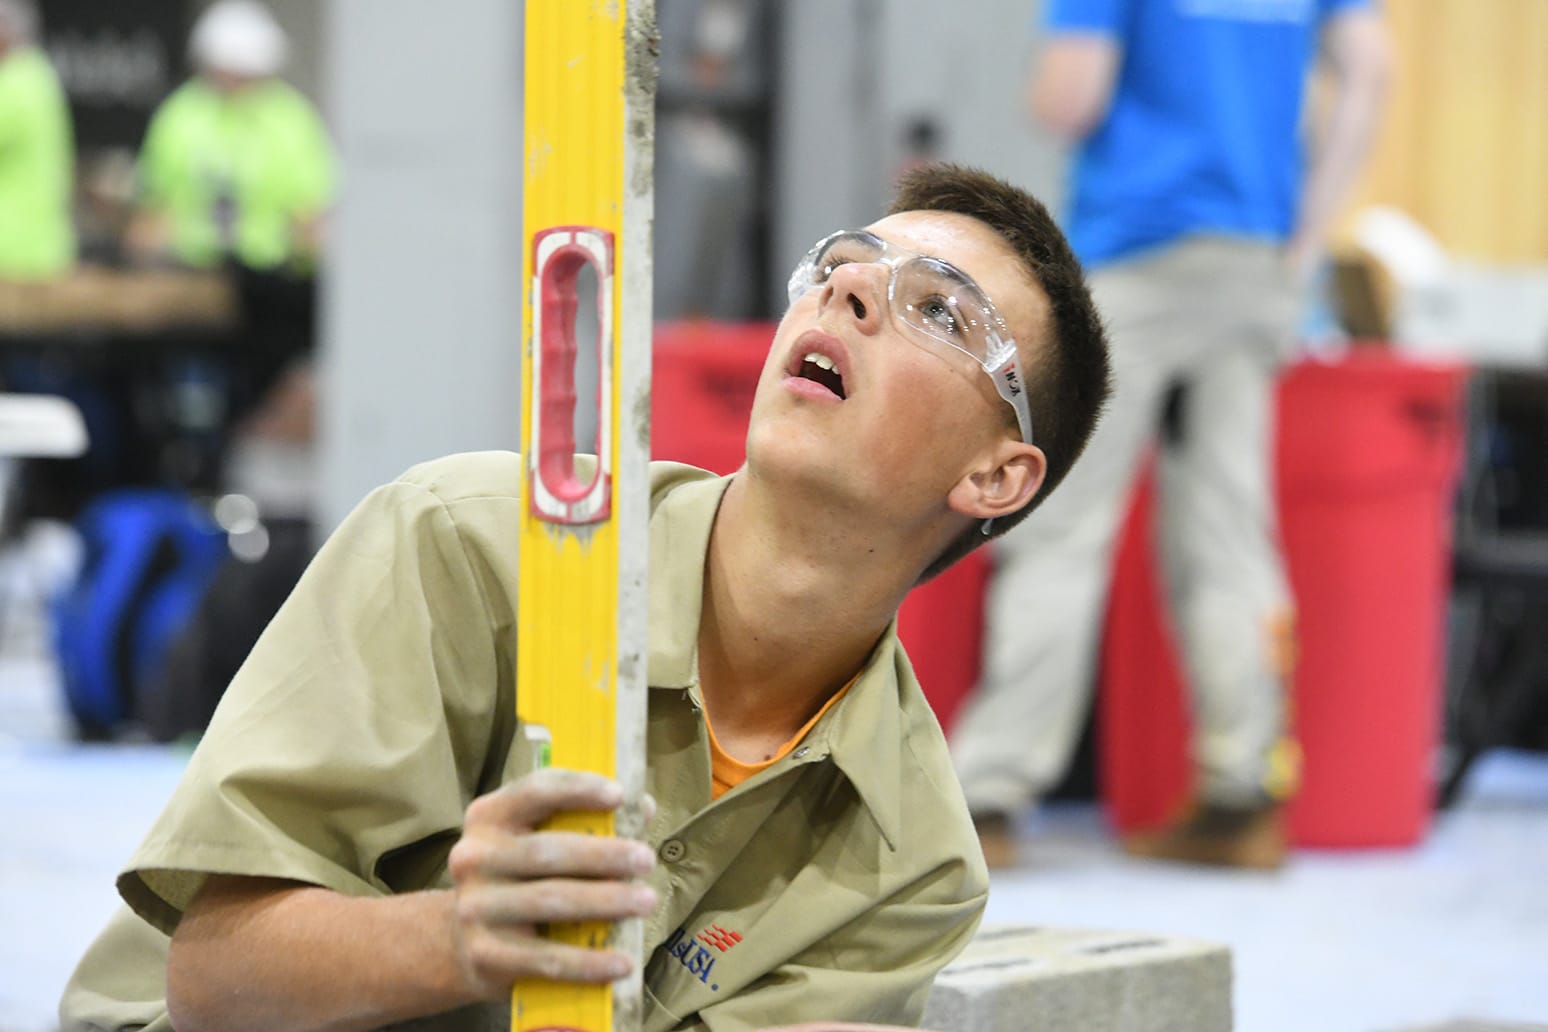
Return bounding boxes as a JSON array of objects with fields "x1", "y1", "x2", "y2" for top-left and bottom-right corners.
[{"x1": 705, "y1": 680, "x2": 856, "y2": 799}]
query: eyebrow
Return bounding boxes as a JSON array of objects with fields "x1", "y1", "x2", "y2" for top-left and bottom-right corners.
[
  {"x1": 866, "y1": 229, "x2": 969, "y2": 278},
  {"x1": 864, "y1": 228, "x2": 938, "y2": 262}
]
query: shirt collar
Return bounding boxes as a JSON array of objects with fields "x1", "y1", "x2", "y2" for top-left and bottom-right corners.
[
  {"x1": 808, "y1": 626, "x2": 906, "y2": 850},
  {"x1": 644, "y1": 461, "x2": 907, "y2": 849},
  {"x1": 647, "y1": 463, "x2": 731, "y2": 690}
]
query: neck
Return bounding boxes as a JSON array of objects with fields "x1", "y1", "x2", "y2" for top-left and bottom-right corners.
[{"x1": 695, "y1": 470, "x2": 930, "y2": 761}]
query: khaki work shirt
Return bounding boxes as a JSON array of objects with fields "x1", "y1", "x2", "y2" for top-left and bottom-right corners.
[{"x1": 60, "y1": 452, "x2": 988, "y2": 1032}]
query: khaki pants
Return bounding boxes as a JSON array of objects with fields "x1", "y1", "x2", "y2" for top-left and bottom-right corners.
[{"x1": 951, "y1": 237, "x2": 1298, "y2": 814}]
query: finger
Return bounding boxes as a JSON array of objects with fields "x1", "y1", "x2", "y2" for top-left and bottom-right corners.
[
  {"x1": 462, "y1": 934, "x2": 636, "y2": 986},
  {"x1": 455, "y1": 830, "x2": 656, "y2": 882},
  {"x1": 467, "y1": 768, "x2": 624, "y2": 831},
  {"x1": 461, "y1": 878, "x2": 659, "y2": 927}
]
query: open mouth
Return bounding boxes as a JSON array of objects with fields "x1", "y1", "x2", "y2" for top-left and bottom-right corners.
[{"x1": 796, "y1": 351, "x2": 847, "y2": 399}]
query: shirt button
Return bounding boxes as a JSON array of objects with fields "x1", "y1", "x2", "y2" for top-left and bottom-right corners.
[
  {"x1": 793, "y1": 746, "x2": 810, "y2": 759},
  {"x1": 660, "y1": 839, "x2": 687, "y2": 863}
]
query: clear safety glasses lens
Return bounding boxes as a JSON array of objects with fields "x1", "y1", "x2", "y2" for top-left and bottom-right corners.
[{"x1": 787, "y1": 231, "x2": 1035, "y2": 445}]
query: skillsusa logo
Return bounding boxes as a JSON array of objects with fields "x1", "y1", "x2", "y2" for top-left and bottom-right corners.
[
  {"x1": 697, "y1": 924, "x2": 742, "y2": 951},
  {"x1": 662, "y1": 924, "x2": 742, "y2": 993}
]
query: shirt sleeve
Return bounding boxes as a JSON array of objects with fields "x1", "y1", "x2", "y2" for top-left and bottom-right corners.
[
  {"x1": 1042, "y1": 0, "x2": 1132, "y2": 36},
  {"x1": 135, "y1": 100, "x2": 180, "y2": 211},
  {"x1": 0, "y1": 67, "x2": 23, "y2": 153},
  {"x1": 0, "y1": 55, "x2": 42, "y2": 146},
  {"x1": 278, "y1": 91, "x2": 338, "y2": 215},
  {"x1": 116, "y1": 472, "x2": 509, "y2": 935},
  {"x1": 690, "y1": 863, "x2": 987, "y2": 1031}
]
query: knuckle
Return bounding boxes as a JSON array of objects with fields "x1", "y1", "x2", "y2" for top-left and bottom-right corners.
[
  {"x1": 465, "y1": 792, "x2": 497, "y2": 824},
  {"x1": 527, "y1": 883, "x2": 568, "y2": 921},
  {"x1": 551, "y1": 768, "x2": 618, "y2": 801},
  {"x1": 610, "y1": 883, "x2": 647, "y2": 915},
  {"x1": 524, "y1": 834, "x2": 567, "y2": 874},
  {"x1": 453, "y1": 891, "x2": 487, "y2": 931},
  {"x1": 604, "y1": 839, "x2": 645, "y2": 875},
  {"x1": 534, "y1": 949, "x2": 569, "y2": 981},
  {"x1": 447, "y1": 838, "x2": 488, "y2": 881},
  {"x1": 465, "y1": 936, "x2": 502, "y2": 976},
  {"x1": 529, "y1": 766, "x2": 574, "y2": 794},
  {"x1": 545, "y1": 769, "x2": 590, "y2": 799},
  {"x1": 498, "y1": 939, "x2": 545, "y2": 980}
]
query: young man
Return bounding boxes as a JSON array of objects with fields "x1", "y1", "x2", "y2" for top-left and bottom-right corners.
[{"x1": 60, "y1": 164, "x2": 1109, "y2": 1032}]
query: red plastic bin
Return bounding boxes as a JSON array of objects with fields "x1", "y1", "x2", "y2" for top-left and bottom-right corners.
[
  {"x1": 652, "y1": 320, "x2": 771, "y2": 475},
  {"x1": 1099, "y1": 352, "x2": 1469, "y2": 847},
  {"x1": 896, "y1": 550, "x2": 992, "y2": 735}
]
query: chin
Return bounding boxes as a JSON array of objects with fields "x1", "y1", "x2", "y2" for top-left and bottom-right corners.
[
  {"x1": 743, "y1": 415, "x2": 844, "y2": 490},
  {"x1": 742, "y1": 414, "x2": 797, "y2": 473}
]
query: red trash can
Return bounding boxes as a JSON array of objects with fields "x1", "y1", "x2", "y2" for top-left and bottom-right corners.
[
  {"x1": 897, "y1": 550, "x2": 992, "y2": 735},
  {"x1": 1278, "y1": 353, "x2": 1467, "y2": 846},
  {"x1": 651, "y1": 320, "x2": 772, "y2": 474},
  {"x1": 1098, "y1": 353, "x2": 1468, "y2": 847}
]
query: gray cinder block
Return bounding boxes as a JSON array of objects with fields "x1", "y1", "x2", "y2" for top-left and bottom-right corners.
[{"x1": 923, "y1": 925, "x2": 1233, "y2": 1032}]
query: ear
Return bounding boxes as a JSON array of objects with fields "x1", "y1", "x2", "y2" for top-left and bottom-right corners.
[{"x1": 947, "y1": 441, "x2": 1047, "y2": 522}]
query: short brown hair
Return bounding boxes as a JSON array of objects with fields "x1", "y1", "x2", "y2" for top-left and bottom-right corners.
[{"x1": 891, "y1": 164, "x2": 1111, "y2": 581}]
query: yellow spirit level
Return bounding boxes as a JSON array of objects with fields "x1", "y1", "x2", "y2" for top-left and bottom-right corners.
[{"x1": 514, "y1": 2, "x2": 655, "y2": 1031}]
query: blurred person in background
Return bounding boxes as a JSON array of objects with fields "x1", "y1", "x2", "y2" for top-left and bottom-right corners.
[
  {"x1": 955, "y1": 0, "x2": 1391, "y2": 869},
  {"x1": 0, "y1": 0, "x2": 82, "y2": 533},
  {"x1": 124, "y1": 0, "x2": 335, "y2": 273},
  {"x1": 0, "y1": 0, "x2": 75, "y2": 281},
  {"x1": 120, "y1": 0, "x2": 334, "y2": 509}
]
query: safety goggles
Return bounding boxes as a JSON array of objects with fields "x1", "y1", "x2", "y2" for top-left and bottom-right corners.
[{"x1": 786, "y1": 229, "x2": 1034, "y2": 445}]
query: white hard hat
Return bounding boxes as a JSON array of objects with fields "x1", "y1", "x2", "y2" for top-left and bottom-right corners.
[{"x1": 189, "y1": 0, "x2": 288, "y2": 78}]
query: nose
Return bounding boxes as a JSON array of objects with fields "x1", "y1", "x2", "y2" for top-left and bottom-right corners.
[{"x1": 819, "y1": 260, "x2": 887, "y2": 334}]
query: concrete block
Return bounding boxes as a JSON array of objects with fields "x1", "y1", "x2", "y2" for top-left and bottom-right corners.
[{"x1": 923, "y1": 925, "x2": 1233, "y2": 1032}]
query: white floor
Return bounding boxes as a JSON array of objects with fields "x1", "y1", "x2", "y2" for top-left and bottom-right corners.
[
  {"x1": 1, "y1": 575, "x2": 1546, "y2": 1032},
  {"x1": 983, "y1": 776, "x2": 1548, "y2": 1032}
]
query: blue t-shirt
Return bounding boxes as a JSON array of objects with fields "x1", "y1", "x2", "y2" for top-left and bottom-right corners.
[{"x1": 1045, "y1": 0, "x2": 1371, "y2": 268}]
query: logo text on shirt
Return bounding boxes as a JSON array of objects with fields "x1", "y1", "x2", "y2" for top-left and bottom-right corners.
[{"x1": 663, "y1": 924, "x2": 726, "y2": 991}]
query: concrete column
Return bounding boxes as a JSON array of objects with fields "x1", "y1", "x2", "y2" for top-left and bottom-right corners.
[{"x1": 318, "y1": 0, "x2": 524, "y2": 529}]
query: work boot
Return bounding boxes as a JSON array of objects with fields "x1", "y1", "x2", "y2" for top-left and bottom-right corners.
[
  {"x1": 972, "y1": 811, "x2": 1020, "y2": 870},
  {"x1": 1121, "y1": 799, "x2": 1287, "y2": 870}
]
